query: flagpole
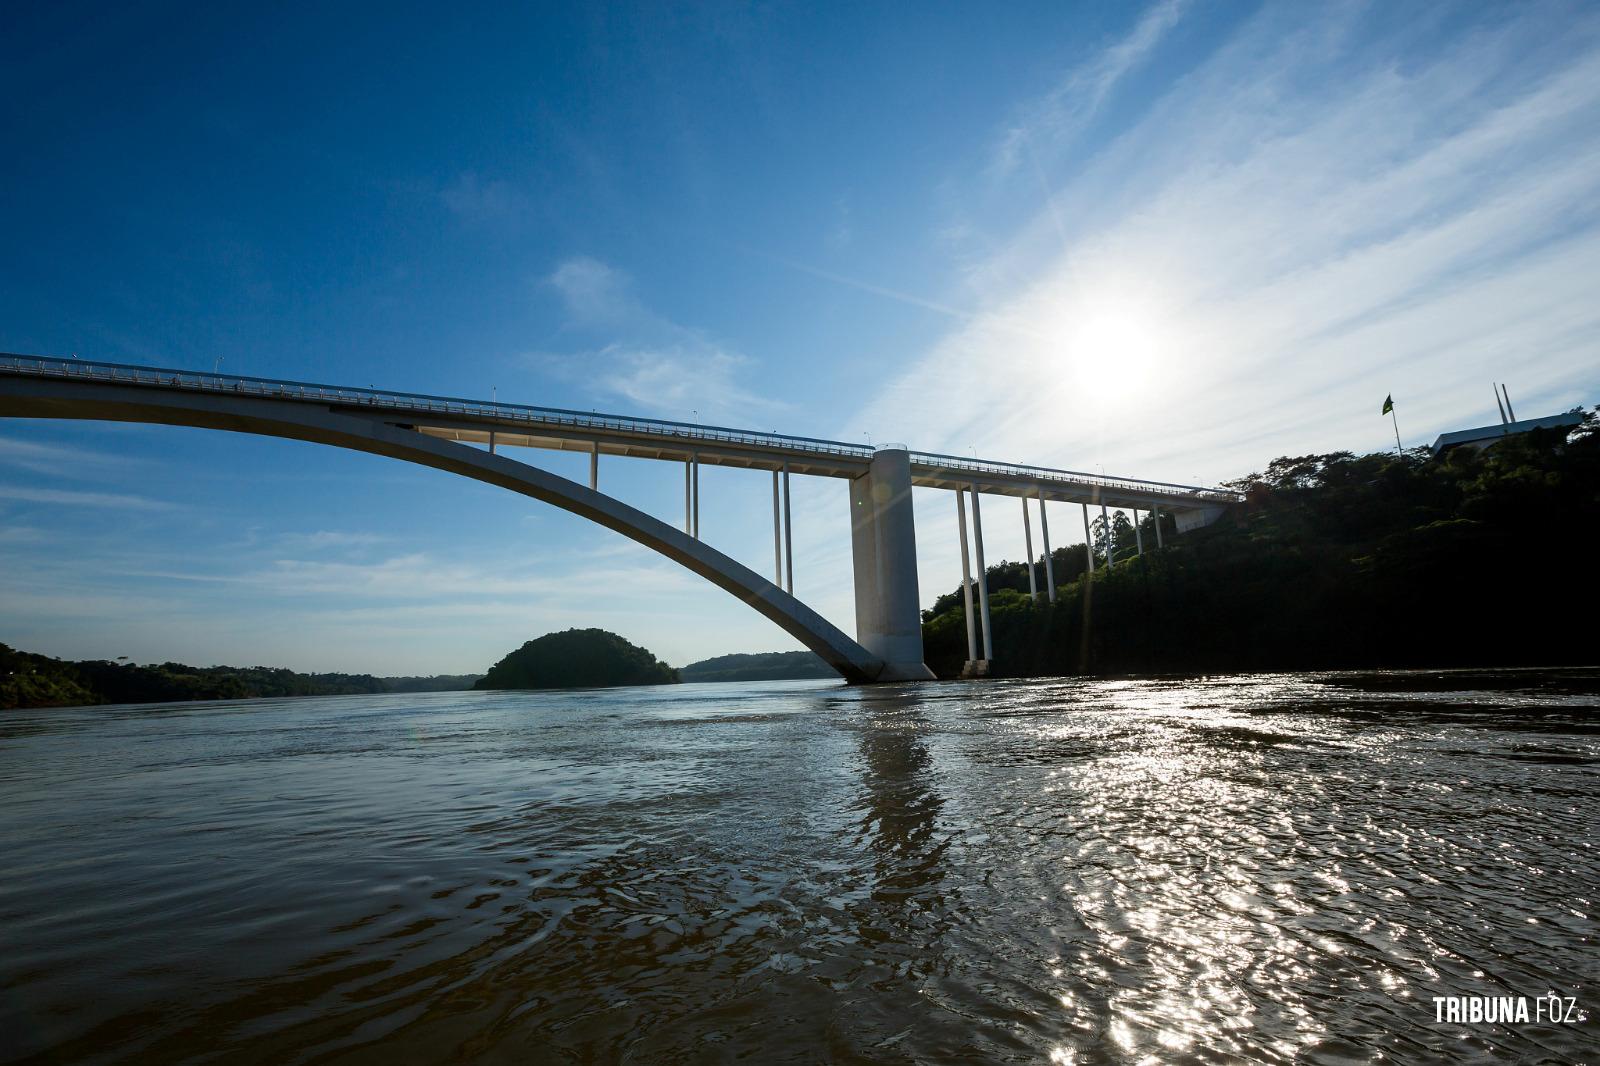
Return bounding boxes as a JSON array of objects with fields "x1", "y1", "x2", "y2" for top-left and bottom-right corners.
[{"x1": 1390, "y1": 407, "x2": 1403, "y2": 458}]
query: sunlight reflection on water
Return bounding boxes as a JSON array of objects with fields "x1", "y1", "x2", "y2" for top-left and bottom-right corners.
[{"x1": 0, "y1": 668, "x2": 1595, "y2": 1063}]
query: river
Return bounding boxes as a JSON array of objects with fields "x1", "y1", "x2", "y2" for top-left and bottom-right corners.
[{"x1": 1, "y1": 669, "x2": 1595, "y2": 1063}]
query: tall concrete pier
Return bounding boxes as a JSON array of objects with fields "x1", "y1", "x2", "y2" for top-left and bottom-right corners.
[{"x1": 849, "y1": 448, "x2": 936, "y2": 681}]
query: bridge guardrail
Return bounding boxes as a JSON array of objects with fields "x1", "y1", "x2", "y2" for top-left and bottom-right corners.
[
  {"x1": 0, "y1": 353, "x2": 1241, "y2": 504},
  {"x1": 907, "y1": 451, "x2": 1240, "y2": 503}
]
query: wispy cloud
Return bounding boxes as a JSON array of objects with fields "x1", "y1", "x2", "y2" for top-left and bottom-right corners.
[
  {"x1": 440, "y1": 171, "x2": 536, "y2": 226},
  {"x1": 544, "y1": 341, "x2": 780, "y2": 422},
  {"x1": 277, "y1": 529, "x2": 387, "y2": 551},
  {"x1": 758, "y1": 253, "x2": 974, "y2": 323},
  {"x1": 0, "y1": 485, "x2": 177, "y2": 510},
  {"x1": 856, "y1": 3, "x2": 1600, "y2": 485},
  {"x1": 536, "y1": 256, "x2": 787, "y2": 422},
  {"x1": 991, "y1": 0, "x2": 1188, "y2": 178},
  {"x1": 547, "y1": 255, "x2": 634, "y2": 323},
  {"x1": 0, "y1": 435, "x2": 145, "y2": 477}
]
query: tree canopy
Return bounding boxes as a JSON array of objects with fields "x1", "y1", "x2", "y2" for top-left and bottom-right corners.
[
  {"x1": 473, "y1": 629, "x2": 679, "y2": 690},
  {"x1": 1, "y1": 643, "x2": 479, "y2": 710},
  {"x1": 921, "y1": 409, "x2": 1599, "y2": 677}
]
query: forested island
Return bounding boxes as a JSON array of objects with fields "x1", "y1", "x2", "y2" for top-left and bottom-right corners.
[
  {"x1": 679, "y1": 651, "x2": 834, "y2": 682},
  {"x1": 474, "y1": 629, "x2": 679, "y2": 690},
  {"x1": 924, "y1": 410, "x2": 1598, "y2": 677},
  {"x1": 0, "y1": 644, "x2": 479, "y2": 710}
]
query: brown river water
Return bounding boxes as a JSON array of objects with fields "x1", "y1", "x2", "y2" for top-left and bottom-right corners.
[{"x1": 1, "y1": 670, "x2": 1596, "y2": 1064}]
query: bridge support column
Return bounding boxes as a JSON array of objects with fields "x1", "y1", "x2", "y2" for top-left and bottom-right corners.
[
  {"x1": 1133, "y1": 507, "x2": 1144, "y2": 556},
  {"x1": 1102, "y1": 502, "x2": 1112, "y2": 566},
  {"x1": 590, "y1": 442, "x2": 599, "y2": 490},
  {"x1": 1022, "y1": 497, "x2": 1037, "y2": 599},
  {"x1": 955, "y1": 488, "x2": 978, "y2": 666},
  {"x1": 1152, "y1": 501, "x2": 1164, "y2": 548},
  {"x1": 970, "y1": 483, "x2": 994, "y2": 663},
  {"x1": 848, "y1": 448, "x2": 934, "y2": 681},
  {"x1": 772, "y1": 470, "x2": 783, "y2": 584},
  {"x1": 1082, "y1": 503, "x2": 1095, "y2": 574},
  {"x1": 1038, "y1": 490, "x2": 1055, "y2": 602},
  {"x1": 782, "y1": 462, "x2": 793, "y2": 594}
]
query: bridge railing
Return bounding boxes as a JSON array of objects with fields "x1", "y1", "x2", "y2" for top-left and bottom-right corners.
[
  {"x1": 908, "y1": 451, "x2": 1241, "y2": 503},
  {"x1": 0, "y1": 353, "x2": 1241, "y2": 504},
  {"x1": 0, "y1": 353, "x2": 876, "y2": 460}
]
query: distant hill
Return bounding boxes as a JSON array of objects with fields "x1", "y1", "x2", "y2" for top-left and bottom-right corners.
[
  {"x1": 474, "y1": 629, "x2": 679, "y2": 690},
  {"x1": 0, "y1": 642, "x2": 480, "y2": 710},
  {"x1": 679, "y1": 650, "x2": 836, "y2": 683}
]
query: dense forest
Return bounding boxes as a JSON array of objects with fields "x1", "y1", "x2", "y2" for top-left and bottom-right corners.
[
  {"x1": 1, "y1": 643, "x2": 479, "y2": 710},
  {"x1": 680, "y1": 650, "x2": 834, "y2": 682},
  {"x1": 474, "y1": 629, "x2": 679, "y2": 690},
  {"x1": 923, "y1": 409, "x2": 1599, "y2": 678}
]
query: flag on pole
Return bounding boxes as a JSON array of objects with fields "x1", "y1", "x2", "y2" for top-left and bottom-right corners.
[{"x1": 1382, "y1": 394, "x2": 1394, "y2": 415}]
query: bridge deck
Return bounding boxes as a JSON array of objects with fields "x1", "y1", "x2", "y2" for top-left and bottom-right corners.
[{"x1": 0, "y1": 354, "x2": 1239, "y2": 510}]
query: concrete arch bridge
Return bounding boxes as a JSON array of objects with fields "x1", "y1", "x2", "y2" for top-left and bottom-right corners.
[{"x1": 0, "y1": 355, "x2": 1238, "y2": 682}]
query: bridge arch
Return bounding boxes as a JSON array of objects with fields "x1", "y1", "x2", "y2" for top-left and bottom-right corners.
[{"x1": 0, "y1": 376, "x2": 887, "y2": 683}]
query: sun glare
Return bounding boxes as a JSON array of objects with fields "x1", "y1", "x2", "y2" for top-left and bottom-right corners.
[{"x1": 1068, "y1": 303, "x2": 1164, "y2": 409}]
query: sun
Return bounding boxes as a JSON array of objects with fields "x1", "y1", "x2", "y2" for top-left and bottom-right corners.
[{"x1": 1068, "y1": 303, "x2": 1163, "y2": 408}]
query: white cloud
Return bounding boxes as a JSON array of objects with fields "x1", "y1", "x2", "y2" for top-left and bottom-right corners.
[
  {"x1": 536, "y1": 256, "x2": 787, "y2": 422},
  {"x1": 742, "y1": 2, "x2": 1600, "y2": 621},
  {"x1": 277, "y1": 529, "x2": 387, "y2": 551},
  {"x1": 547, "y1": 255, "x2": 633, "y2": 323},
  {"x1": 538, "y1": 341, "x2": 783, "y2": 424},
  {"x1": 854, "y1": 3, "x2": 1600, "y2": 485},
  {"x1": 992, "y1": 0, "x2": 1188, "y2": 177},
  {"x1": 0, "y1": 435, "x2": 144, "y2": 477},
  {"x1": 0, "y1": 485, "x2": 176, "y2": 510}
]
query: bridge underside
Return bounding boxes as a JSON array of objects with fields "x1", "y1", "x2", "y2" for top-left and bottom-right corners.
[
  {"x1": 415, "y1": 418, "x2": 1228, "y2": 513},
  {"x1": 0, "y1": 377, "x2": 902, "y2": 684}
]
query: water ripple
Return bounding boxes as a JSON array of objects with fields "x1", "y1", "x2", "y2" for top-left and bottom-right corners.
[{"x1": 1, "y1": 669, "x2": 1595, "y2": 1063}]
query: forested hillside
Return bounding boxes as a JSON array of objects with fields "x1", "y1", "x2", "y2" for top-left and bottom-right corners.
[
  {"x1": 679, "y1": 650, "x2": 834, "y2": 682},
  {"x1": 922, "y1": 410, "x2": 1598, "y2": 678},
  {"x1": 1, "y1": 644, "x2": 478, "y2": 710}
]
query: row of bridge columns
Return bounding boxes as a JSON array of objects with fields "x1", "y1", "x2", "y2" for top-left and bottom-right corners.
[
  {"x1": 545, "y1": 438, "x2": 1181, "y2": 681},
  {"x1": 586, "y1": 442, "x2": 796, "y2": 597},
  {"x1": 953, "y1": 488, "x2": 1173, "y2": 674}
]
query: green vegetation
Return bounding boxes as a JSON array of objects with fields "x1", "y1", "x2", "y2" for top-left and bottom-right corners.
[
  {"x1": 474, "y1": 629, "x2": 679, "y2": 690},
  {"x1": 680, "y1": 650, "x2": 834, "y2": 682},
  {"x1": 922, "y1": 410, "x2": 1600, "y2": 678},
  {"x1": 1, "y1": 643, "x2": 479, "y2": 710}
]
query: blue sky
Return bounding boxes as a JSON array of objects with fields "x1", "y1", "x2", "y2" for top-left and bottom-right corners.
[{"x1": 3, "y1": 1, "x2": 1597, "y2": 674}]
